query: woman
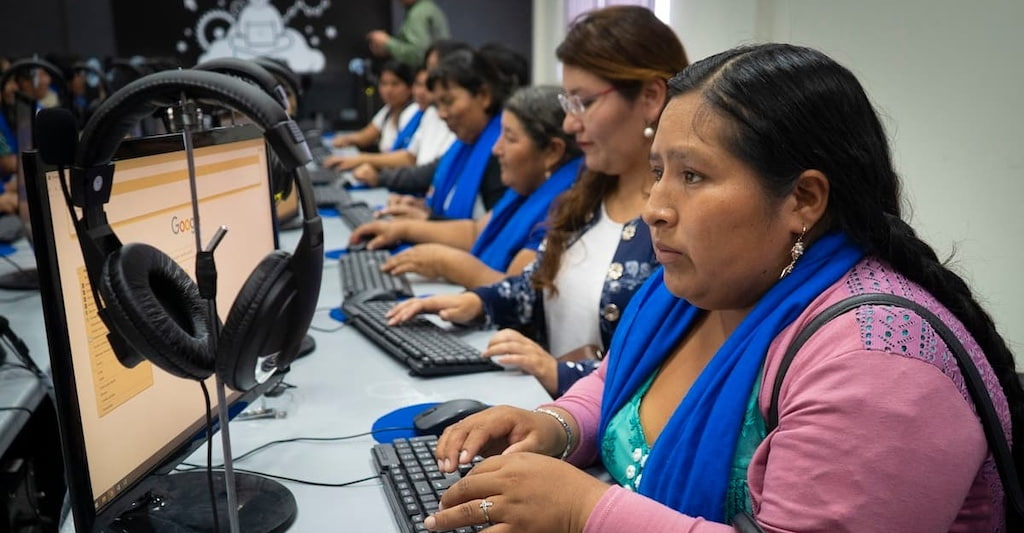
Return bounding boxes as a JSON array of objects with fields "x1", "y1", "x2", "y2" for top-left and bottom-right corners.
[
  {"x1": 327, "y1": 59, "x2": 417, "y2": 154},
  {"x1": 387, "y1": 6, "x2": 687, "y2": 396},
  {"x1": 386, "y1": 48, "x2": 511, "y2": 220},
  {"x1": 422, "y1": 43, "x2": 1024, "y2": 533},
  {"x1": 348, "y1": 86, "x2": 582, "y2": 288},
  {"x1": 339, "y1": 64, "x2": 457, "y2": 186}
]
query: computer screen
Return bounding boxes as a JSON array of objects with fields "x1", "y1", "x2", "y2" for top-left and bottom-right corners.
[{"x1": 24, "y1": 124, "x2": 280, "y2": 531}]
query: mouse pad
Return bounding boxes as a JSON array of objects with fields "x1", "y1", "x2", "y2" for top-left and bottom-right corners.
[{"x1": 371, "y1": 402, "x2": 440, "y2": 443}]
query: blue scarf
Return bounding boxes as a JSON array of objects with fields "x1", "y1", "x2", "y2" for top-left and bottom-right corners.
[
  {"x1": 470, "y1": 157, "x2": 582, "y2": 271},
  {"x1": 0, "y1": 113, "x2": 17, "y2": 154},
  {"x1": 425, "y1": 113, "x2": 502, "y2": 219},
  {"x1": 391, "y1": 108, "x2": 424, "y2": 151},
  {"x1": 599, "y1": 231, "x2": 863, "y2": 522}
]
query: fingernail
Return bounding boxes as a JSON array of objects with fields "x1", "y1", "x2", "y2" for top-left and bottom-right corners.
[
  {"x1": 437, "y1": 460, "x2": 444, "y2": 471},
  {"x1": 424, "y1": 515, "x2": 436, "y2": 529},
  {"x1": 459, "y1": 450, "x2": 469, "y2": 464},
  {"x1": 443, "y1": 458, "x2": 451, "y2": 471}
]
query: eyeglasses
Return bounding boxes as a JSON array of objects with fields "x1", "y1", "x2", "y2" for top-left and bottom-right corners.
[{"x1": 557, "y1": 86, "x2": 617, "y2": 116}]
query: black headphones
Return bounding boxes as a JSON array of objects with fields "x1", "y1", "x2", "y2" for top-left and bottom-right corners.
[
  {"x1": 1, "y1": 57, "x2": 68, "y2": 106},
  {"x1": 193, "y1": 58, "x2": 294, "y2": 199},
  {"x1": 62, "y1": 69, "x2": 323, "y2": 391}
]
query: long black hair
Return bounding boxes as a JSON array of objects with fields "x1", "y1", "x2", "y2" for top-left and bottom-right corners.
[{"x1": 669, "y1": 42, "x2": 1022, "y2": 518}]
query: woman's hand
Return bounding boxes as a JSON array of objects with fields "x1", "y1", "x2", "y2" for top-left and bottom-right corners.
[
  {"x1": 424, "y1": 452, "x2": 609, "y2": 533},
  {"x1": 434, "y1": 406, "x2": 570, "y2": 469},
  {"x1": 385, "y1": 292, "x2": 483, "y2": 326},
  {"x1": 351, "y1": 163, "x2": 380, "y2": 187},
  {"x1": 331, "y1": 134, "x2": 355, "y2": 148},
  {"x1": 349, "y1": 220, "x2": 404, "y2": 250},
  {"x1": 482, "y1": 330, "x2": 559, "y2": 396},
  {"x1": 382, "y1": 243, "x2": 462, "y2": 279},
  {"x1": 323, "y1": 154, "x2": 364, "y2": 170},
  {"x1": 379, "y1": 202, "x2": 430, "y2": 220}
]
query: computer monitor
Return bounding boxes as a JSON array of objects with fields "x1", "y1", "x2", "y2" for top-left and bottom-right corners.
[{"x1": 24, "y1": 125, "x2": 295, "y2": 532}]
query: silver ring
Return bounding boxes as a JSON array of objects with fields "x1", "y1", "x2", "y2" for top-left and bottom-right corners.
[{"x1": 479, "y1": 499, "x2": 494, "y2": 524}]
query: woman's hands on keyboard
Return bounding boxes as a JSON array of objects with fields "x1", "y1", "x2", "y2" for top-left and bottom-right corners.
[
  {"x1": 386, "y1": 292, "x2": 483, "y2": 326},
  {"x1": 350, "y1": 219, "x2": 407, "y2": 250}
]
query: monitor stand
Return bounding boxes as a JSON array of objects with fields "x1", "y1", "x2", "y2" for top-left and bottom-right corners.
[
  {"x1": 104, "y1": 471, "x2": 296, "y2": 533},
  {"x1": 0, "y1": 268, "x2": 39, "y2": 290}
]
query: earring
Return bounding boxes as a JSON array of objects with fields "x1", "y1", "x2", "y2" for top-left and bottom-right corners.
[
  {"x1": 643, "y1": 125, "x2": 655, "y2": 139},
  {"x1": 779, "y1": 226, "x2": 807, "y2": 279}
]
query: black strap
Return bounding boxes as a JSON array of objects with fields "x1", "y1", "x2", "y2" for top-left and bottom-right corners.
[{"x1": 766, "y1": 293, "x2": 1024, "y2": 520}]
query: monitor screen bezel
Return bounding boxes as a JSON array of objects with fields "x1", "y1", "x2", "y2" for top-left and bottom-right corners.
[{"x1": 24, "y1": 124, "x2": 284, "y2": 532}]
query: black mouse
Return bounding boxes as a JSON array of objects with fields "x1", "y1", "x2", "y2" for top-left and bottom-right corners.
[
  {"x1": 344, "y1": 288, "x2": 397, "y2": 306},
  {"x1": 414, "y1": 399, "x2": 489, "y2": 436},
  {"x1": 348, "y1": 235, "x2": 371, "y2": 252}
]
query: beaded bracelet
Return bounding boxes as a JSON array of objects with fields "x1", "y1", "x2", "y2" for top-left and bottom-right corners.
[{"x1": 534, "y1": 407, "x2": 574, "y2": 460}]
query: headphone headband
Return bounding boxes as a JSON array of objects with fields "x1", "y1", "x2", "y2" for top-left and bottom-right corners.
[
  {"x1": 1, "y1": 58, "x2": 68, "y2": 100},
  {"x1": 194, "y1": 58, "x2": 289, "y2": 111},
  {"x1": 75, "y1": 69, "x2": 311, "y2": 171}
]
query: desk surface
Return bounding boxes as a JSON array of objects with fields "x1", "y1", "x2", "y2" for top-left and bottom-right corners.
[
  {"x1": 49, "y1": 188, "x2": 552, "y2": 532},
  {"x1": 0, "y1": 240, "x2": 52, "y2": 455}
]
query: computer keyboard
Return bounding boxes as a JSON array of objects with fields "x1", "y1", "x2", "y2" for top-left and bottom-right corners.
[
  {"x1": 312, "y1": 182, "x2": 354, "y2": 207},
  {"x1": 343, "y1": 300, "x2": 501, "y2": 377},
  {"x1": 372, "y1": 435, "x2": 486, "y2": 533},
  {"x1": 339, "y1": 250, "x2": 414, "y2": 302},
  {"x1": 339, "y1": 202, "x2": 376, "y2": 230},
  {"x1": 308, "y1": 165, "x2": 345, "y2": 186}
]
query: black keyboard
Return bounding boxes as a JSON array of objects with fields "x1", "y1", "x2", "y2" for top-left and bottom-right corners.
[
  {"x1": 312, "y1": 182, "x2": 354, "y2": 207},
  {"x1": 343, "y1": 300, "x2": 501, "y2": 377},
  {"x1": 372, "y1": 435, "x2": 486, "y2": 533},
  {"x1": 310, "y1": 144, "x2": 332, "y2": 166},
  {"x1": 339, "y1": 202, "x2": 376, "y2": 230},
  {"x1": 339, "y1": 250, "x2": 414, "y2": 301},
  {"x1": 308, "y1": 165, "x2": 345, "y2": 186}
]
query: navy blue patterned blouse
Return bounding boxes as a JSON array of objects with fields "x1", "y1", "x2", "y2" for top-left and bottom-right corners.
[{"x1": 471, "y1": 206, "x2": 658, "y2": 396}]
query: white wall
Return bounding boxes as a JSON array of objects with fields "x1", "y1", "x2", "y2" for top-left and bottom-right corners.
[{"x1": 535, "y1": 0, "x2": 1024, "y2": 365}]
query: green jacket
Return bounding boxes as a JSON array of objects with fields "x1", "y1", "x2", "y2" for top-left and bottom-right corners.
[{"x1": 387, "y1": 0, "x2": 450, "y2": 66}]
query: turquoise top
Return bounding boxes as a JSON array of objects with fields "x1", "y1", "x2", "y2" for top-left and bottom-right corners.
[{"x1": 601, "y1": 370, "x2": 766, "y2": 519}]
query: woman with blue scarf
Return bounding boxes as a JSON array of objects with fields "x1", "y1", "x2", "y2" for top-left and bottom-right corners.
[
  {"x1": 349, "y1": 86, "x2": 581, "y2": 288},
  {"x1": 383, "y1": 48, "x2": 511, "y2": 221},
  {"x1": 420, "y1": 44, "x2": 1024, "y2": 533}
]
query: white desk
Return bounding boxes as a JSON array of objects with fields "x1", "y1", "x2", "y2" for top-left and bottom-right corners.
[
  {"x1": 53, "y1": 188, "x2": 551, "y2": 532},
  {"x1": 0, "y1": 240, "x2": 52, "y2": 455}
]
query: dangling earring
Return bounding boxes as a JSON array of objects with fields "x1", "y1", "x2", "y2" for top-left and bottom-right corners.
[
  {"x1": 779, "y1": 226, "x2": 807, "y2": 279},
  {"x1": 643, "y1": 124, "x2": 655, "y2": 139}
]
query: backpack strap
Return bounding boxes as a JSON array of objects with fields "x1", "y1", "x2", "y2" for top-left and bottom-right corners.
[{"x1": 765, "y1": 293, "x2": 1023, "y2": 520}]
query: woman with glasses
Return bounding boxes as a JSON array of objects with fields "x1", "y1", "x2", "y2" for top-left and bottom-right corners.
[{"x1": 387, "y1": 6, "x2": 688, "y2": 397}]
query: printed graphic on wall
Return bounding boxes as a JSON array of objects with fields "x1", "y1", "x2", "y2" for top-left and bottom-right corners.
[
  {"x1": 186, "y1": 0, "x2": 328, "y2": 72},
  {"x1": 112, "y1": 0, "x2": 363, "y2": 74}
]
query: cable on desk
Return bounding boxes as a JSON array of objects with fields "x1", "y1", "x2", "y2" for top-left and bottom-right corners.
[
  {"x1": 177, "y1": 467, "x2": 382, "y2": 488},
  {"x1": 179, "y1": 426, "x2": 417, "y2": 470},
  {"x1": 0, "y1": 255, "x2": 30, "y2": 276},
  {"x1": 0, "y1": 406, "x2": 35, "y2": 415},
  {"x1": 309, "y1": 306, "x2": 346, "y2": 333}
]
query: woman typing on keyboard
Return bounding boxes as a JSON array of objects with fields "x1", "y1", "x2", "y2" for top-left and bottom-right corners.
[
  {"x1": 416, "y1": 42, "x2": 1024, "y2": 533},
  {"x1": 386, "y1": 6, "x2": 686, "y2": 397},
  {"x1": 349, "y1": 85, "x2": 581, "y2": 288}
]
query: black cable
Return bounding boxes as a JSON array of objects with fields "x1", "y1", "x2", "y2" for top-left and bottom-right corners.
[
  {"x1": 178, "y1": 426, "x2": 417, "y2": 470},
  {"x1": 0, "y1": 406, "x2": 34, "y2": 415},
  {"x1": 176, "y1": 466, "x2": 381, "y2": 488},
  {"x1": 0, "y1": 255, "x2": 31, "y2": 276},
  {"x1": 198, "y1": 381, "x2": 221, "y2": 533}
]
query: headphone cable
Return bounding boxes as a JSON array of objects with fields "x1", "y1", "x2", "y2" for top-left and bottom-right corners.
[{"x1": 198, "y1": 380, "x2": 221, "y2": 533}]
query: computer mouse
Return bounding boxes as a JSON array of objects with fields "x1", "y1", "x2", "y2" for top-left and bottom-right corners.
[
  {"x1": 413, "y1": 399, "x2": 489, "y2": 436},
  {"x1": 348, "y1": 236, "x2": 371, "y2": 252}
]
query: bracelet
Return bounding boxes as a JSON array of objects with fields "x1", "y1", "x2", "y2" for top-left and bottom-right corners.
[{"x1": 534, "y1": 408, "x2": 574, "y2": 460}]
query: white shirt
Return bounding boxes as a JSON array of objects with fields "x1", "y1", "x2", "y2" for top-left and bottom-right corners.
[
  {"x1": 543, "y1": 203, "x2": 623, "y2": 357},
  {"x1": 371, "y1": 102, "x2": 419, "y2": 153},
  {"x1": 406, "y1": 106, "x2": 456, "y2": 165}
]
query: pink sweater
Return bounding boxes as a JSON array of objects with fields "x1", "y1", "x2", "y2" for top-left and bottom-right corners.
[{"x1": 552, "y1": 258, "x2": 1010, "y2": 533}]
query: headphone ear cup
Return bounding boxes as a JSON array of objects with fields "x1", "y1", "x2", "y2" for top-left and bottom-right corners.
[
  {"x1": 99, "y1": 243, "x2": 215, "y2": 380},
  {"x1": 216, "y1": 250, "x2": 299, "y2": 391}
]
